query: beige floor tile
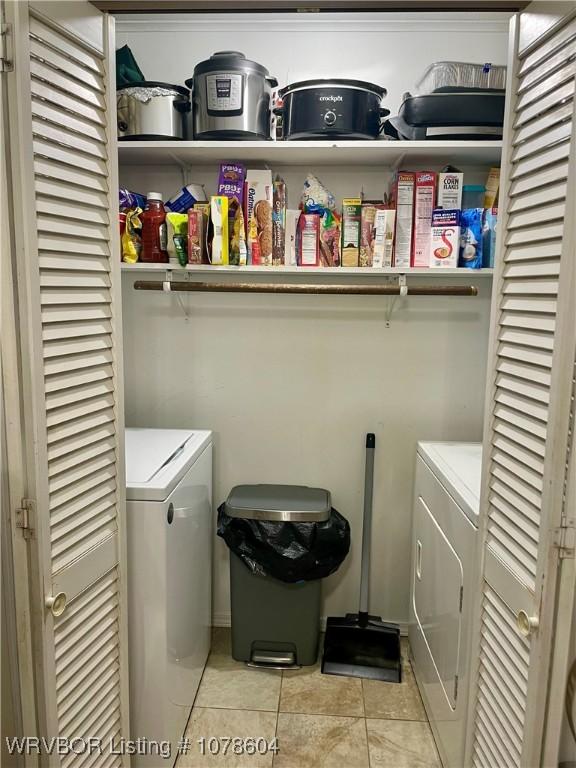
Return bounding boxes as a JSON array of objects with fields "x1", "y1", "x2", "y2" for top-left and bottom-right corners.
[
  {"x1": 274, "y1": 713, "x2": 369, "y2": 768},
  {"x1": 362, "y1": 661, "x2": 426, "y2": 720},
  {"x1": 366, "y1": 719, "x2": 441, "y2": 768},
  {"x1": 177, "y1": 707, "x2": 277, "y2": 768},
  {"x1": 195, "y1": 653, "x2": 281, "y2": 712},
  {"x1": 280, "y1": 664, "x2": 364, "y2": 717}
]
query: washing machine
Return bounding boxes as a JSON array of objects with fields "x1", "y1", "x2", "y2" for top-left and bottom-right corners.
[
  {"x1": 125, "y1": 428, "x2": 213, "y2": 765},
  {"x1": 409, "y1": 441, "x2": 482, "y2": 768}
]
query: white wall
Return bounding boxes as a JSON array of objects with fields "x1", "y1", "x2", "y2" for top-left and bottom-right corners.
[{"x1": 116, "y1": 11, "x2": 508, "y2": 626}]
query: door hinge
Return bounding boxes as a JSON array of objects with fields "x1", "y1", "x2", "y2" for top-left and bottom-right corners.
[
  {"x1": 15, "y1": 498, "x2": 34, "y2": 539},
  {"x1": 0, "y1": 23, "x2": 13, "y2": 73},
  {"x1": 554, "y1": 521, "x2": 575, "y2": 559}
]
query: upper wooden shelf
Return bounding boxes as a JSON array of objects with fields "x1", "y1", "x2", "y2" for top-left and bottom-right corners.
[{"x1": 117, "y1": 139, "x2": 503, "y2": 167}]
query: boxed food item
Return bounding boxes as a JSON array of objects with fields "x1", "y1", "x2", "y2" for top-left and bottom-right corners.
[
  {"x1": 229, "y1": 198, "x2": 247, "y2": 266},
  {"x1": 372, "y1": 209, "x2": 396, "y2": 268},
  {"x1": 484, "y1": 167, "x2": 500, "y2": 208},
  {"x1": 430, "y1": 209, "x2": 460, "y2": 268},
  {"x1": 482, "y1": 207, "x2": 498, "y2": 267},
  {"x1": 437, "y1": 172, "x2": 464, "y2": 210},
  {"x1": 341, "y1": 198, "x2": 362, "y2": 267},
  {"x1": 187, "y1": 209, "x2": 204, "y2": 265},
  {"x1": 360, "y1": 203, "x2": 386, "y2": 267},
  {"x1": 272, "y1": 176, "x2": 286, "y2": 265},
  {"x1": 193, "y1": 202, "x2": 211, "y2": 264},
  {"x1": 165, "y1": 183, "x2": 207, "y2": 213},
  {"x1": 390, "y1": 172, "x2": 415, "y2": 268},
  {"x1": 210, "y1": 196, "x2": 229, "y2": 265},
  {"x1": 413, "y1": 172, "x2": 436, "y2": 267},
  {"x1": 459, "y1": 208, "x2": 483, "y2": 269},
  {"x1": 284, "y1": 209, "x2": 300, "y2": 266},
  {"x1": 319, "y1": 210, "x2": 341, "y2": 267},
  {"x1": 297, "y1": 213, "x2": 320, "y2": 266},
  {"x1": 245, "y1": 169, "x2": 273, "y2": 265},
  {"x1": 218, "y1": 163, "x2": 246, "y2": 209}
]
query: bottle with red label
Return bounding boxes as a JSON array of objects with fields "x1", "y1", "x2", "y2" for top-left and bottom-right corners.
[{"x1": 141, "y1": 192, "x2": 168, "y2": 263}]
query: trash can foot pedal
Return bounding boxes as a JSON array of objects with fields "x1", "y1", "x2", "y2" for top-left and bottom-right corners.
[
  {"x1": 246, "y1": 661, "x2": 302, "y2": 671},
  {"x1": 248, "y1": 650, "x2": 300, "y2": 670}
]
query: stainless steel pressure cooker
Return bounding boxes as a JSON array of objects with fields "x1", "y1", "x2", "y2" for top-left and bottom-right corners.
[
  {"x1": 187, "y1": 52, "x2": 277, "y2": 140},
  {"x1": 117, "y1": 81, "x2": 191, "y2": 140}
]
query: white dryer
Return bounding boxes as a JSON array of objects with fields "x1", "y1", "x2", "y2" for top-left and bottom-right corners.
[
  {"x1": 125, "y1": 428, "x2": 213, "y2": 765},
  {"x1": 409, "y1": 441, "x2": 482, "y2": 768}
]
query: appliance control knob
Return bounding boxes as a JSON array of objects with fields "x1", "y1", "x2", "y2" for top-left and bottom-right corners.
[{"x1": 324, "y1": 110, "x2": 337, "y2": 126}]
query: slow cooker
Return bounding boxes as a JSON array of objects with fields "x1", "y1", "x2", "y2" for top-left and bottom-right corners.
[
  {"x1": 276, "y1": 79, "x2": 389, "y2": 140},
  {"x1": 188, "y1": 51, "x2": 278, "y2": 140},
  {"x1": 117, "y1": 81, "x2": 191, "y2": 140}
]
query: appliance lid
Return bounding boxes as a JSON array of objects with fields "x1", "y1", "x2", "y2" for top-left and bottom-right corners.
[
  {"x1": 279, "y1": 78, "x2": 387, "y2": 99},
  {"x1": 125, "y1": 428, "x2": 212, "y2": 502},
  {"x1": 191, "y1": 51, "x2": 273, "y2": 80},
  {"x1": 225, "y1": 484, "x2": 331, "y2": 522},
  {"x1": 417, "y1": 442, "x2": 482, "y2": 524},
  {"x1": 117, "y1": 80, "x2": 190, "y2": 97}
]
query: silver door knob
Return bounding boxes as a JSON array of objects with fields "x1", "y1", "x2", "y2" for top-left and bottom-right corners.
[
  {"x1": 517, "y1": 610, "x2": 538, "y2": 637},
  {"x1": 46, "y1": 592, "x2": 67, "y2": 617}
]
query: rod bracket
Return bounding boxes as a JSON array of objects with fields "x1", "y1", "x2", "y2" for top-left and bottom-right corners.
[{"x1": 385, "y1": 274, "x2": 407, "y2": 328}]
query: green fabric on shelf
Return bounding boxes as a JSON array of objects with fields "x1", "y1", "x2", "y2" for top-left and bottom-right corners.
[{"x1": 116, "y1": 45, "x2": 145, "y2": 89}]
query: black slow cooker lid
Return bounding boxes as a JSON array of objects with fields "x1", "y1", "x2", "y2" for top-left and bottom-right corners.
[
  {"x1": 117, "y1": 80, "x2": 190, "y2": 97},
  {"x1": 191, "y1": 51, "x2": 272, "y2": 80},
  {"x1": 279, "y1": 78, "x2": 387, "y2": 99}
]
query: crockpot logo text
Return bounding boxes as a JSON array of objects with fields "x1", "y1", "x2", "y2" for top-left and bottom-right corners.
[{"x1": 319, "y1": 95, "x2": 343, "y2": 102}]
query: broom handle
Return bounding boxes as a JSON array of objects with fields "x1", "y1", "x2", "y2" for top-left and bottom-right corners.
[{"x1": 359, "y1": 433, "x2": 375, "y2": 620}]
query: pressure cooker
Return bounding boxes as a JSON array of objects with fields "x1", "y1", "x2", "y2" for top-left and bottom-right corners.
[
  {"x1": 187, "y1": 52, "x2": 278, "y2": 140},
  {"x1": 276, "y1": 79, "x2": 389, "y2": 140},
  {"x1": 117, "y1": 81, "x2": 191, "y2": 140}
]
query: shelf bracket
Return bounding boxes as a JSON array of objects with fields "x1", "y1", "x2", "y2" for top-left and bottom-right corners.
[
  {"x1": 385, "y1": 274, "x2": 407, "y2": 328},
  {"x1": 163, "y1": 270, "x2": 191, "y2": 320}
]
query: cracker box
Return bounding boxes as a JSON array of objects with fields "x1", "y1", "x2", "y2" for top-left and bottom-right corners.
[
  {"x1": 284, "y1": 209, "x2": 300, "y2": 266},
  {"x1": 390, "y1": 172, "x2": 415, "y2": 268},
  {"x1": 437, "y1": 172, "x2": 464, "y2": 210},
  {"x1": 412, "y1": 172, "x2": 436, "y2": 267},
  {"x1": 297, "y1": 213, "x2": 320, "y2": 266},
  {"x1": 244, "y1": 169, "x2": 273, "y2": 265},
  {"x1": 372, "y1": 209, "x2": 396, "y2": 268},
  {"x1": 193, "y1": 202, "x2": 211, "y2": 264},
  {"x1": 484, "y1": 167, "x2": 500, "y2": 208},
  {"x1": 187, "y1": 209, "x2": 204, "y2": 265},
  {"x1": 210, "y1": 196, "x2": 229, "y2": 265},
  {"x1": 429, "y1": 208, "x2": 460, "y2": 268},
  {"x1": 341, "y1": 198, "x2": 362, "y2": 267},
  {"x1": 272, "y1": 176, "x2": 286, "y2": 265}
]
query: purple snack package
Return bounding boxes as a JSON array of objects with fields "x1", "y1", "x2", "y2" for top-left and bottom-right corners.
[{"x1": 218, "y1": 163, "x2": 246, "y2": 209}]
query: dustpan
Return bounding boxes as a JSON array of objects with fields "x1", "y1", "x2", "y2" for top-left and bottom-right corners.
[{"x1": 322, "y1": 433, "x2": 402, "y2": 683}]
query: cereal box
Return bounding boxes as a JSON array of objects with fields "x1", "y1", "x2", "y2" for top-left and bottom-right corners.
[
  {"x1": 390, "y1": 172, "x2": 415, "y2": 268},
  {"x1": 372, "y1": 209, "x2": 396, "y2": 268},
  {"x1": 430, "y1": 209, "x2": 460, "y2": 268},
  {"x1": 341, "y1": 198, "x2": 362, "y2": 267},
  {"x1": 412, "y1": 172, "x2": 436, "y2": 267}
]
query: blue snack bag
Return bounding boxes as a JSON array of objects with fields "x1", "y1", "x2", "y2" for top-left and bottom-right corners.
[{"x1": 459, "y1": 208, "x2": 483, "y2": 269}]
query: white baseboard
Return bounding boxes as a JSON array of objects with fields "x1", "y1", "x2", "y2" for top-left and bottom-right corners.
[{"x1": 213, "y1": 613, "x2": 409, "y2": 636}]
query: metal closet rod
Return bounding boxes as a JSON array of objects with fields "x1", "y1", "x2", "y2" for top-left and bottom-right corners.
[{"x1": 133, "y1": 280, "x2": 478, "y2": 297}]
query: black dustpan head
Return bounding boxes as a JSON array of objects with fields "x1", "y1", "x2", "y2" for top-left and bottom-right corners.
[{"x1": 321, "y1": 613, "x2": 402, "y2": 683}]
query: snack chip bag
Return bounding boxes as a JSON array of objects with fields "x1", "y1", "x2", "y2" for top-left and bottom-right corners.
[
  {"x1": 300, "y1": 174, "x2": 336, "y2": 212},
  {"x1": 121, "y1": 208, "x2": 142, "y2": 263}
]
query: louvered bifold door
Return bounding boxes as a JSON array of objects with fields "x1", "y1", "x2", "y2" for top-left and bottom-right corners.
[
  {"x1": 468, "y1": 6, "x2": 576, "y2": 768},
  {"x1": 5, "y1": 1, "x2": 129, "y2": 763}
]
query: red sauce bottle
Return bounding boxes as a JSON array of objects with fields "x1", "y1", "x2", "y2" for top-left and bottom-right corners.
[{"x1": 141, "y1": 192, "x2": 168, "y2": 263}]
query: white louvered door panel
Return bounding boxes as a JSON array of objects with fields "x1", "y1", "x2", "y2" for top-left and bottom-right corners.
[
  {"x1": 468, "y1": 5, "x2": 576, "y2": 768},
  {"x1": 5, "y1": 1, "x2": 129, "y2": 763}
]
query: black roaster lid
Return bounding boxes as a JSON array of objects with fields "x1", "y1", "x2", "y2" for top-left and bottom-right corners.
[
  {"x1": 117, "y1": 80, "x2": 190, "y2": 97},
  {"x1": 278, "y1": 78, "x2": 387, "y2": 98},
  {"x1": 189, "y1": 51, "x2": 273, "y2": 83}
]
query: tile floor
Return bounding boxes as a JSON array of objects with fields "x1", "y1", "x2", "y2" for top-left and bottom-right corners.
[{"x1": 176, "y1": 629, "x2": 441, "y2": 768}]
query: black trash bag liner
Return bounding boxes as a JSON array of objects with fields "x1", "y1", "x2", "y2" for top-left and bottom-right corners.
[{"x1": 217, "y1": 504, "x2": 350, "y2": 583}]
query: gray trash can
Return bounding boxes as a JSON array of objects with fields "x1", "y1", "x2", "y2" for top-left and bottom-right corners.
[{"x1": 223, "y1": 484, "x2": 331, "y2": 668}]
